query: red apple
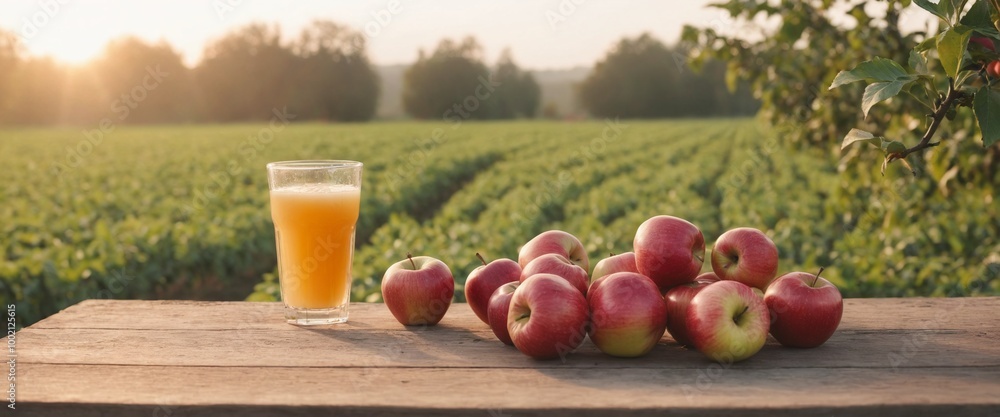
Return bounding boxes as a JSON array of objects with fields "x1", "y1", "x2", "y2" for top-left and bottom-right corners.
[
  {"x1": 634, "y1": 215, "x2": 706, "y2": 293},
  {"x1": 381, "y1": 254, "x2": 455, "y2": 326},
  {"x1": 971, "y1": 36, "x2": 996, "y2": 51},
  {"x1": 508, "y1": 274, "x2": 589, "y2": 360},
  {"x1": 591, "y1": 252, "x2": 638, "y2": 283},
  {"x1": 487, "y1": 281, "x2": 520, "y2": 345},
  {"x1": 988, "y1": 60, "x2": 1000, "y2": 79},
  {"x1": 464, "y1": 253, "x2": 521, "y2": 324},
  {"x1": 518, "y1": 230, "x2": 589, "y2": 272},
  {"x1": 711, "y1": 227, "x2": 779, "y2": 291},
  {"x1": 687, "y1": 280, "x2": 770, "y2": 363},
  {"x1": 587, "y1": 272, "x2": 667, "y2": 357},
  {"x1": 664, "y1": 272, "x2": 720, "y2": 346},
  {"x1": 764, "y1": 268, "x2": 843, "y2": 348},
  {"x1": 520, "y1": 253, "x2": 589, "y2": 295}
]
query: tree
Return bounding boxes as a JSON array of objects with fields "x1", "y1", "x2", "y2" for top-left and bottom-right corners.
[
  {"x1": 0, "y1": 30, "x2": 19, "y2": 118},
  {"x1": 579, "y1": 33, "x2": 757, "y2": 119},
  {"x1": 683, "y1": 0, "x2": 998, "y2": 181},
  {"x1": 91, "y1": 37, "x2": 199, "y2": 124},
  {"x1": 682, "y1": 1, "x2": 920, "y2": 147},
  {"x1": 403, "y1": 37, "x2": 494, "y2": 119},
  {"x1": 289, "y1": 20, "x2": 379, "y2": 121},
  {"x1": 2, "y1": 57, "x2": 65, "y2": 125},
  {"x1": 579, "y1": 34, "x2": 682, "y2": 119},
  {"x1": 492, "y1": 49, "x2": 541, "y2": 118},
  {"x1": 196, "y1": 23, "x2": 296, "y2": 121},
  {"x1": 830, "y1": 0, "x2": 1000, "y2": 174}
]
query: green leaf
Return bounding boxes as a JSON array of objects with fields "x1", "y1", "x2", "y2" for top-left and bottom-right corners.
[
  {"x1": 914, "y1": 37, "x2": 938, "y2": 53},
  {"x1": 841, "y1": 129, "x2": 882, "y2": 150},
  {"x1": 937, "y1": 26, "x2": 974, "y2": 78},
  {"x1": 914, "y1": 0, "x2": 962, "y2": 24},
  {"x1": 862, "y1": 80, "x2": 909, "y2": 117},
  {"x1": 961, "y1": 0, "x2": 1000, "y2": 36},
  {"x1": 909, "y1": 49, "x2": 930, "y2": 75},
  {"x1": 829, "y1": 57, "x2": 914, "y2": 90},
  {"x1": 974, "y1": 86, "x2": 1000, "y2": 147},
  {"x1": 881, "y1": 140, "x2": 907, "y2": 154}
]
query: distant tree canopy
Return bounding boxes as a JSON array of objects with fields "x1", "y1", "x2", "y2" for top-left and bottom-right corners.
[
  {"x1": 0, "y1": 31, "x2": 19, "y2": 119},
  {"x1": 578, "y1": 33, "x2": 758, "y2": 119},
  {"x1": 197, "y1": 22, "x2": 379, "y2": 122},
  {"x1": 0, "y1": 21, "x2": 379, "y2": 125},
  {"x1": 0, "y1": 27, "x2": 756, "y2": 125},
  {"x1": 403, "y1": 37, "x2": 540, "y2": 120}
]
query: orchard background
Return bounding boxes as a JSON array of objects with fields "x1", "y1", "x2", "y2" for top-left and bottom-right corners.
[{"x1": 2, "y1": 0, "x2": 999, "y2": 327}]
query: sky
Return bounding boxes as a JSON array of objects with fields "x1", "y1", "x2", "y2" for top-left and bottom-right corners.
[{"x1": 0, "y1": 0, "x2": 730, "y2": 69}]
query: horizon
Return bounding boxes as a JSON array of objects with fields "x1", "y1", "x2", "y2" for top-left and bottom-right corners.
[{"x1": 1, "y1": 1, "x2": 730, "y2": 70}]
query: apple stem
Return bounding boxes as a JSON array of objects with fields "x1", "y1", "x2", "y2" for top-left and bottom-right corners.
[
  {"x1": 733, "y1": 306, "x2": 749, "y2": 325},
  {"x1": 407, "y1": 252, "x2": 416, "y2": 269},
  {"x1": 812, "y1": 267, "x2": 826, "y2": 287},
  {"x1": 475, "y1": 252, "x2": 487, "y2": 266},
  {"x1": 609, "y1": 252, "x2": 615, "y2": 257}
]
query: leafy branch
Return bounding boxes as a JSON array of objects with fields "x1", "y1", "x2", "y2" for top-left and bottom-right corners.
[{"x1": 831, "y1": 0, "x2": 1000, "y2": 176}]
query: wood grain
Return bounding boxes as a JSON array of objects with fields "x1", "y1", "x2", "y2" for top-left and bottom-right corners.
[
  {"x1": 16, "y1": 298, "x2": 1000, "y2": 416},
  {"x1": 19, "y1": 364, "x2": 1000, "y2": 417},
  {"x1": 31, "y1": 298, "x2": 1000, "y2": 331}
]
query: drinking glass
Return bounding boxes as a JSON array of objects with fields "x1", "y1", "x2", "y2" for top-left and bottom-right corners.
[{"x1": 266, "y1": 160, "x2": 362, "y2": 325}]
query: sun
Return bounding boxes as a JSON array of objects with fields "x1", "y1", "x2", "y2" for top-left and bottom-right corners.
[{"x1": 7, "y1": 4, "x2": 114, "y2": 65}]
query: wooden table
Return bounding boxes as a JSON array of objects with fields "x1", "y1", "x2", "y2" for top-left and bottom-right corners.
[{"x1": 16, "y1": 298, "x2": 1000, "y2": 416}]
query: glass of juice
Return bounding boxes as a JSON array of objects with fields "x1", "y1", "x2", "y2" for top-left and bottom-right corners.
[{"x1": 266, "y1": 160, "x2": 362, "y2": 325}]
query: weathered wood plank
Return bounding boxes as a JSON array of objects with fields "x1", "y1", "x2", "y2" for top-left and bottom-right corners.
[
  {"x1": 17, "y1": 326, "x2": 1000, "y2": 369},
  {"x1": 19, "y1": 364, "x2": 1000, "y2": 417},
  {"x1": 17, "y1": 299, "x2": 1000, "y2": 416},
  {"x1": 20, "y1": 299, "x2": 1000, "y2": 370},
  {"x1": 30, "y1": 298, "x2": 1000, "y2": 331}
]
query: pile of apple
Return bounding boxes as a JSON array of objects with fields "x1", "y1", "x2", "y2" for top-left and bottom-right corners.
[{"x1": 381, "y1": 215, "x2": 844, "y2": 363}]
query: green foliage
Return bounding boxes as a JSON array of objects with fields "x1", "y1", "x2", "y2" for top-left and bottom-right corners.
[
  {"x1": 682, "y1": 0, "x2": 922, "y2": 147},
  {"x1": 830, "y1": 0, "x2": 1000, "y2": 154},
  {"x1": 402, "y1": 37, "x2": 540, "y2": 120},
  {"x1": 578, "y1": 33, "x2": 758, "y2": 118},
  {"x1": 4, "y1": 121, "x2": 996, "y2": 329}
]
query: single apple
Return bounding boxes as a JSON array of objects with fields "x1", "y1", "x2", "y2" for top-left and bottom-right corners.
[
  {"x1": 381, "y1": 253, "x2": 455, "y2": 326},
  {"x1": 989, "y1": 60, "x2": 1000, "y2": 79},
  {"x1": 464, "y1": 253, "x2": 521, "y2": 324},
  {"x1": 520, "y1": 253, "x2": 589, "y2": 295},
  {"x1": 508, "y1": 274, "x2": 589, "y2": 360},
  {"x1": 664, "y1": 272, "x2": 720, "y2": 346},
  {"x1": 687, "y1": 280, "x2": 770, "y2": 363},
  {"x1": 764, "y1": 268, "x2": 843, "y2": 348},
  {"x1": 971, "y1": 36, "x2": 996, "y2": 51},
  {"x1": 634, "y1": 215, "x2": 706, "y2": 293},
  {"x1": 711, "y1": 227, "x2": 779, "y2": 291},
  {"x1": 591, "y1": 252, "x2": 638, "y2": 283},
  {"x1": 588, "y1": 272, "x2": 667, "y2": 357},
  {"x1": 487, "y1": 281, "x2": 520, "y2": 345},
  {"x1": 518, "y1": 230, "x2": 589, "y2": 272}
]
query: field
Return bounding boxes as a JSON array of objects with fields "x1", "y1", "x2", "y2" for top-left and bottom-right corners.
[{"x1": 2, "y1": 119, "x2": 998, "y2": 327}]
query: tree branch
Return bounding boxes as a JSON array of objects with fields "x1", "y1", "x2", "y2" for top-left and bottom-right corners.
[{"x1": 899, "y1": 79, "x2": 962, "y2": 160}]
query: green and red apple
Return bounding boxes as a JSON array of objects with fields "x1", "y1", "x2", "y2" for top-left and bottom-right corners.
[{"x1": 381, "y1": 254, "x2": 455, "y2": 326}]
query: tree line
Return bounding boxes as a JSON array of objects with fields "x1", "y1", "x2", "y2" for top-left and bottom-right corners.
[{"x1": 0, "y1": 22, "x2": 756, "y2": 125}]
